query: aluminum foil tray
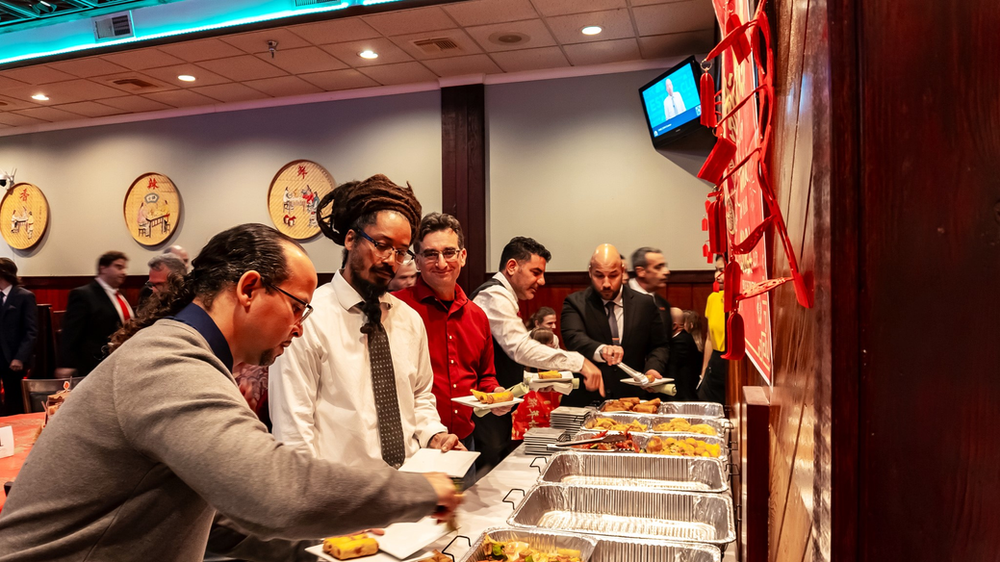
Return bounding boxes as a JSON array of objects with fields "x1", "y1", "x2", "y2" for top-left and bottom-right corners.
[
  {"x1": 582, "y1": 411, "x2": 730, "y2": 438},
  {"x1": 456, "y1": 527, "x2": 597, "y2": 562},
  {"x1": 539, "y1": 450, "x2": 728, "y2": 493},
  {"x1": 599, "y1": 400, "x2": 725, "y2": 418},
  {"x1": 508, "y1": 484, "x2": 735, "y2": 546},
  {"x1": 569, "y1": 430, "x2": 730, "y2": 463},
  {"x1": 591, "y1": 536, "x2": 722, "y2": 562}
]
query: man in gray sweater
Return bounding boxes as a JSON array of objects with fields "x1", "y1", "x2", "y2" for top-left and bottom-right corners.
[{"x1": 0, "y1": 224, "x2": 460, "y2": 562}]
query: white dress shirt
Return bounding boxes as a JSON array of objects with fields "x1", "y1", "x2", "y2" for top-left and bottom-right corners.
[
  {"x1": 472, "y1": 273, "x2": 584, "y2": 372},
  {"x1": 269, "y1": 271, "x2": 447, "y2": 468},
  {"x1": 628, "y1": 278, "x2": 651, "y2": 295},
  {"x1": 594, "y1": 289, "x2": 625, "y2": 363},
  {"x1": 95, "y1": 277, "x2": 132, "y2": 323}
]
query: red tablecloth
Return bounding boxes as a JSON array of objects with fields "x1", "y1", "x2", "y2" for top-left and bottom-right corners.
[{"x1": 0, "y1": 412, "x2": 45, "y2": 511}]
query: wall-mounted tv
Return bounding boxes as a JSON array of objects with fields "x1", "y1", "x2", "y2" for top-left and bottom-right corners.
[{"x1": 639, "y1": 56, "x2": 704, "y2": 146}]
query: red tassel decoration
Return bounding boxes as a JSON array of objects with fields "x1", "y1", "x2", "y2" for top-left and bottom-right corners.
[
  {"x1": 724, "y1": 261, "x2": 741, "y2": 312},
  {"x1": 721, "y1": 312, "x2": 746, "y2": 360},
  {"x1": 699, "y1": 71, "x2": 717, "y2": 128},
  {"x1": 713, "y1": 199, "x2": 728, "y2": 254},
  {"x1": 698, "y1": 137, "x2": 737, "y2": 184}
]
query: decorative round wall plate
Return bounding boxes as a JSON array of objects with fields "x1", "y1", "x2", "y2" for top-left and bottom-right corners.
[
  {"x1": 1, "y1": 183, "x2": 49, "y2": 250},
  {"x1": 124, "y1": 173, "x2": 181, "y2": 246},
  {"x1": 267, "y1": 160, "x2": 335, "y2": 240}
]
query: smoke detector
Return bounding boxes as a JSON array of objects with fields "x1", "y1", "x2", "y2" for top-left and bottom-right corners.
[{"x1": 488, "y1": 32, "x2": 529, "y2": 46}]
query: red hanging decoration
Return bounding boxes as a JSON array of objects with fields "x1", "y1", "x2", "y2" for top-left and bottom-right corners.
[
  {"x1": 699, "y1": 70, "x2": 717, "y2": 128},
  {"x1": 721, "y1": 312, "x2": 746, "y2": 360},
  {"x1": 725, "y1": 13, "x2": 752, "y2": 64},
  {"x1": 697, "y1": 137, "x2": 737, "y2": 184}
]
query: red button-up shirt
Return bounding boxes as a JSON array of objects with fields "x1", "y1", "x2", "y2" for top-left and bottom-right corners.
[{"x1": 394, "y1": 277, "x2": 499, "y2": 439}]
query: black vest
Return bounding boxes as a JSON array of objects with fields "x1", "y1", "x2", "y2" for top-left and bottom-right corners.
[{"x1": 469, "y1": 278, "x2": 524, "y2": 388}]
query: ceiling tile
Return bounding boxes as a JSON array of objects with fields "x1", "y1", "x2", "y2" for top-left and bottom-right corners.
[
  {"x1": 422, "y1": 54, "x2": 503, "y2": 77},
  {"x1": 358, "y1": 62, "x2": 438, "y2": 86},
  {"x1": 99, "y1": 96, "x2": 175, "y2": 113},
  {"x1": 531, "y1": 0, "x2": 626, "y2": 17},
  {"x1": 13, "y1": 107, "x2": 82, "y2": 123},
  {"x1": 195, "y1": 56, "x2": 287, "y2": 82},
  {"x1": 298, "y1": 69, "x2": 380, "y2": 92},
  {"x1": 638, "y1": 30, "x2": 716, "y2": 58},
  {"x1": 51, "y1": 101, "x2": 126, "y2": 118},
  {"x1": 288, "y1": 17, "x2": 382, "y2": 46},
  {"x1": 191, "y1": 83, "x2": 271, "y2": 103},
  {"x1": 242, "y1": 76, "x2": 323, "y2": 97},
  {"x1": 220, "y1": 28, "x2": 311, "y2": 54},
  {"x1": 0, "y1": 66, "x2": 76, "y2": 85},
  {"x1": 562, "y1": 38, "x2": 641, "y2": 65},
  {"x1": 633, "y1": 1, "x2": 717, "y2": 36},
  {"x1": 630, "y1": 0, "x2": 694, "y2": 5},
  {"x1": 389, "y1": 29, "x2": 483, "y2": 61},
  {"x1": 443, "y1": 0, "x2": 539, "y2": 27},
  {"x1": 0, "y1": 76, "x2": 29, "y2": 90},
  {"x1": 320, "y1": 38, "x2": 414, "y2": 67},
  {"x1": 545, "y1": 9, "x2": 635, "y2": 44},
  {"x1": 141, "y1": 64, "x2": 231, "y2": 88},
  {"x1": 0, "y1": 94, "x2": 40, "y2": 111},
  {"x1": 0, "y1": 123, "x2": 11, "y2": 130},
  {"x1": 103, "y1": 48, "x2": 185, "y2": 71},
  {"x1": 490, "y1": 46, "x2": 571, "y2": 72},
  {"x1": 157, "y1": 38, "x2": 247, "y2": 62},
  {"x1": 91, "y1": 72, "x2": 179, "y2": 96},
  {"x1": 362, "y1": 6, "x2": 456, "y2": 36},
  {"x1": 3, "y1": 79, "x2": 125, "y2": 104},
  {"x1": 0, "y1": 113, "x2": 48, "y2": 126},
  {"x1": 254, "y1": 46, "x2": 347, "y2": 75},
  {"x1": 143, "y1": 90, "x2": 220, "y2": 109},
  {"x1": 465, "y1": 19, "x2": 557, "y2": 53},
  {"x1": 48, "y1": 57, "x2": 130, "y2": 78}
]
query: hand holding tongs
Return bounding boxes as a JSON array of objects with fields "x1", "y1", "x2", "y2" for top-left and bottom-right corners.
[{"x1": 616, "y1": 362, "x2": 651, "y2": 386}]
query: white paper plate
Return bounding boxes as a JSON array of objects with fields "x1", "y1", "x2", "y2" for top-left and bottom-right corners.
[
  {"x1": 620, "y1": 377, "x2": 675, "y2": 387},
  {"x1": 307, "y1": 517, "x2": 447, "y2": 561},
  {"x1": 399, "y1": 449, "x2": 480, "y2": 479},
  {"x1": 450, "y1": 395, "x2": 523, "y2": 410},
  {"x1": 306, "y1": 544, "x2": 429, "y2": 562}
]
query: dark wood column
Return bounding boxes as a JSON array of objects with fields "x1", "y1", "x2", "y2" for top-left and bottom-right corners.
[{"x1": 441, "y1": 84, "x2": 487, "y2": 294}]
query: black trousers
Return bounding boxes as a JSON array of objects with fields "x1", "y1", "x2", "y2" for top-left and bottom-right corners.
[
  {"x1": 1, "y1": 364, "x2": 26, "y2": 416},
  {"x1": 698, "y1": 350, "x2": 728, "y2": 405},
  {"x1": 472, "y1": 411, "x2": 516, "y2": 475}
]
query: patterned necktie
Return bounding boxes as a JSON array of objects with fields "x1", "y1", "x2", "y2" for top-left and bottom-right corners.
[
  {"x1": 360, "y1": 303, "x2": 406, "y2": 468},
  {"x1": 606, "y1": 301, "x2": 620, "y2": 345}
]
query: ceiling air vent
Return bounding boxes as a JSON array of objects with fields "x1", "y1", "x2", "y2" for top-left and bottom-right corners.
[
  {"x1": 93, "y1": 11, "x2": 134, "y2": 41},
  {"x1": 111, "y1": 78, "x2": 157, "y2": 91},
  {"x1": 294, "y1": 0, "x2": 343, "y2": 5},
  {"x1": 412, "y1": 37, "x2": 461, "y2": 55}
]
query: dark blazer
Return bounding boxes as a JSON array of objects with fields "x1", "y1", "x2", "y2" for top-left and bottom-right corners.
[
  {"x1": 58, "y1": 280, "x2": 123, "y2": 376},
  {"x1": 0, "y1": 286, "x2": 38, "y2": 366},
  {"x1": 667, "y1": 330, "x2": 702, "y2": 401},
  {"x1": 651, "y1": 292, "x2": 672, "y2": 331},
  {"x1": 561, "y1": 285, "x2": 670, "y2": 403}
]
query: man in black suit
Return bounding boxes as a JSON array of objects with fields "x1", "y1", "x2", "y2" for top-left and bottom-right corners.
[
  {"x1": 561, "y1": 244, "x2": 671, "y2": 405},
  {"x1": 667, "y1": 307, "x2": 702, "y2": 401},
  {"x1": 0, "y1": 258, "x2": 37, "y2": 415},
  {"x1": 56, "y1": 251, "x2": 132, "y2": 378},
  {"x1": 629, "y1": 246, "x2": 673, "y2": 328}
]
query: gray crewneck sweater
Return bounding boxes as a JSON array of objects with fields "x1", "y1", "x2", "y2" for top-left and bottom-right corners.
[{"x1": 0, "y1": 319, "x2": 437, "y2": 561}]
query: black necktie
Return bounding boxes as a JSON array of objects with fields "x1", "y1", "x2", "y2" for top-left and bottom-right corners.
[
  {"x1": 606, "y1": 301, "x2": 620, "y2": 345},
  {"x1": 360, "y1": 302, "x2": 406, "y2": 469}
]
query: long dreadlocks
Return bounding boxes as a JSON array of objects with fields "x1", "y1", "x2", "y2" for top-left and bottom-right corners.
[{"x1": 316, "y1": 174, "x2": 422, "y2": 246}]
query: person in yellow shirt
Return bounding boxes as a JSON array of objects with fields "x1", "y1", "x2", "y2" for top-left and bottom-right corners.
[{"x1": 699, "y1": 255, "x2": 728, "y2": 404}]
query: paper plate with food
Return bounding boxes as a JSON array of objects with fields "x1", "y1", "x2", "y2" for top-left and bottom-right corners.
[{"x1": 451, "y1": 389, "x2": 524, "y2": 410}]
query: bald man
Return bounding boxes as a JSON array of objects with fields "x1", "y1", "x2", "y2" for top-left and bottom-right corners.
[{"x1": 560, "y1": 244, "x2": 671, "y2": 404}]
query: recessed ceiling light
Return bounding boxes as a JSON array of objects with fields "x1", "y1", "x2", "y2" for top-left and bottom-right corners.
[
  {"x1": 358, "y1": 50, "x2": 379, "y2": 59},
  {"x1": 31, "y1": 93, "x2": 49, "y2": 101},
  {"x1": 581, "y1": 26, "x2": 603, "y2": 36},
  {"x1": 177, "y1": 75, "x2": 196, "y2": 82}
]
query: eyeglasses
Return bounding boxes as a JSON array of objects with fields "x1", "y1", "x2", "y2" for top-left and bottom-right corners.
[
  {"x1": 263, "y1": 281, "x2": 313, "y2": 323},
  {"x1": 419, "y1": 247, "x2": 462, "y2": 262},
  {"x1": 355, "y1": 230, "x2": 415, "y2": 265}
]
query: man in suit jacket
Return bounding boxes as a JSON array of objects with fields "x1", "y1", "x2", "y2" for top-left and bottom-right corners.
[
  {"x1": 561, "y1": 244, "x2": 671, "y2": 405},
  {"x1": 56, "y1": 251, "x2": 132, "y2": 378},
  {"x1": 0, "y1": 258, "x2": 37, "y2": 415},
  {"x1": 667, "y1": 308, "x2": 702, "y2": 401},
  {"x1": 629, "y1": 246, "x2": 673, "y2": 328}
]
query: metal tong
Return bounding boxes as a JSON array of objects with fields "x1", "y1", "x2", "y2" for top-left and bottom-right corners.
[
  {"x1": 547, "y1": 432, "x2": 628, "y2": 450},
  {"x1": 617, "y1": 362, "x2": 651, "y2": 386}
]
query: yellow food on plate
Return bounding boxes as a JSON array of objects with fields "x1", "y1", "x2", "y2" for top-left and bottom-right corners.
[
  {"x1": 323, "y1": 533, "x2": 378, "y2": 560},
  {"x1": 471, "y1": 389, "x2": 513, "y2": 404},
  {"x1": 417, "y1": 551, "x2": 451, "y2": 562},
  {"x1": 538, "y1": 370, "x2": 564, "y2": 379},
  {"x1": 644, "y1": 436, "x2": 721, "y2": 457},
  {"x1": 477, "y1": 535, "x2": 582, "y2": 562},
  {"x1": 652, "y1": 418, "x2": 718, "y2": 436},
  {"x1": 585, "y1": 417, "x2": 648, "y2": 432}
]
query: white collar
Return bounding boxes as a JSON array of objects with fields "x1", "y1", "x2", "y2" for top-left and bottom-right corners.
[
  {"x1": 332, "y1": 270, "x2": 392, "y2": 312},
  {"x1": 493, "y1": 272, "x2": 517, "y2": 301},
  {"x1": 628, "y1": 278, "x2": 652, "y2": 295},
  {"x1": 95, "y1": 276, "x2": 118, "y2": 294},
  {"x1": 0, "y1": 285, "x2": 11, "y2": 297}
]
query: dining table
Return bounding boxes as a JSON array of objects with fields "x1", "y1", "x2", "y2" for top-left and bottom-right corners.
[{"x1": 0, "y1": 412, "x2": 45, "y2": 512}]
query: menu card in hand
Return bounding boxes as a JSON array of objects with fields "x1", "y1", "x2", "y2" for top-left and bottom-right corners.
[{"x1": 398, "y1": 448, "x2": 480, "y2": 479}]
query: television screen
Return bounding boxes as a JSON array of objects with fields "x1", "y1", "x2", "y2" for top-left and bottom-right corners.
[{"x1": 639, "y1": 56, "x2": 704, "y2": 146}]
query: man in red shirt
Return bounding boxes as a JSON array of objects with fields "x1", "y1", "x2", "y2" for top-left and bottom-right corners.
[{"x1": 394, "y1": 213, "x2": 509, "y2": 467}]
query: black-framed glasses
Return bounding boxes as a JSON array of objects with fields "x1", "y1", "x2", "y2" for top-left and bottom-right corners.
[
  {"x1": 263, "y1": 281, "x2": 313, "y2": 323},
  {"x1": 355, "y1": 229, "x2": 415, "y2": 265},
  {"x1": 419, "y1": 247, "x2": 462, "y2": 262}
]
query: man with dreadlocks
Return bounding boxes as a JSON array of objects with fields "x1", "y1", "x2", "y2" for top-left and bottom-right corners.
[
  {"x1": 0, "y1": 224, "x2": 460, "y2": 562},
  {"x1": 270, "y1": 175, "x2": 462, "y2": 470}
]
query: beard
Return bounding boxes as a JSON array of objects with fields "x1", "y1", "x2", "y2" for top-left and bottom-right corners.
[{"x1": 348, "y1": 251, "x2": 393, "y2": 325}]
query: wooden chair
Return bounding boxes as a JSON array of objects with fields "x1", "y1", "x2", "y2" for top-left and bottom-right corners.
[{"x1": 20, "y1": 377, "x2": 85, "y2": 414}]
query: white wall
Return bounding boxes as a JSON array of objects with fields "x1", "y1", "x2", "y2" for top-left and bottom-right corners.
[
  {"x1": 0, "y1": 91, "x2": 442, "y2": 275},
  {"x1": 486, "y1": 70, "x2": 713, "y2": 272}
]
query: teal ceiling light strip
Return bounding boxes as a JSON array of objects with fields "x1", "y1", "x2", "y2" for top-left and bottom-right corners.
[{"x1": 0, "y1": 0, "x2": 415, "y2": 67}]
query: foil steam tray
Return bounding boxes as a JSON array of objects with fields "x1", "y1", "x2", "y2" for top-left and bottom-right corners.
[
  {"x1": 507, "y1": 483, "x2": 736, "y2": 546},
  {"x1": 569, "y1": 430, "x2": 730, "y2": 463},
  {"x1": 581, "y1": 411, "x2": 731, "y2": 438},
  {"x1": 592, "y1": 536, "x2": 722, "y2": 562},
  {"x1": 598, "y1": 400, "x2": 726, "y2": 418},
  {"x1": 539, "y1": 450, "x2": 728, "y2": 493},
  {"x1": 455, "y1": 527, "x2": 597, "y2": 562}
]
